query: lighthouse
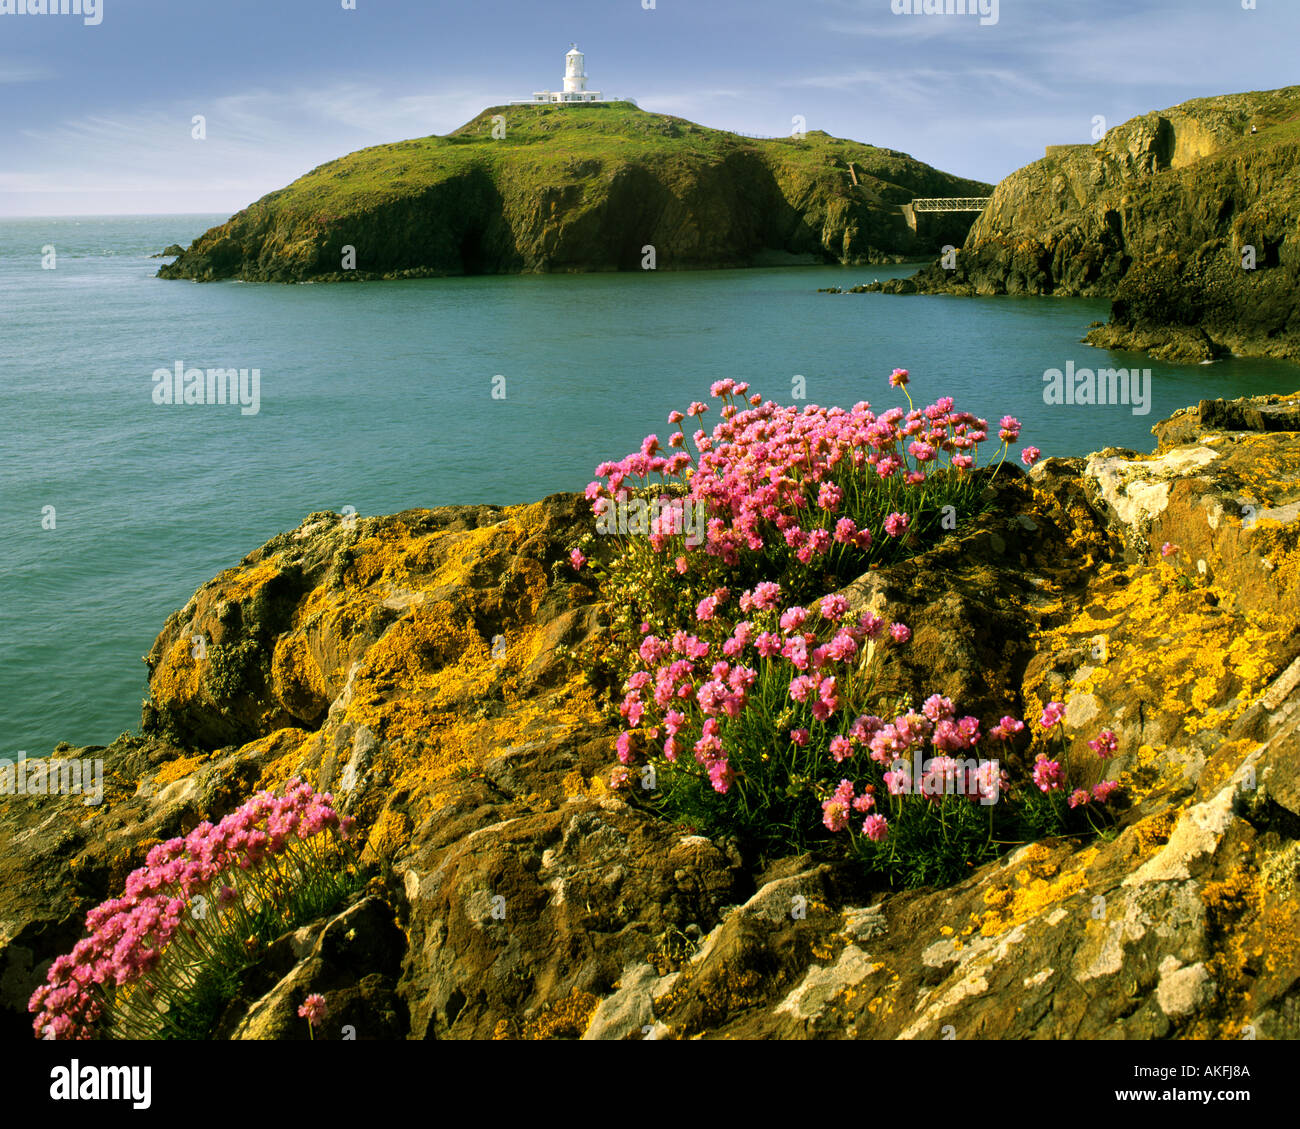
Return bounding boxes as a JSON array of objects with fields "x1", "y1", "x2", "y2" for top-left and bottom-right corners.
[
  {"x1": 563, "y1": 45, "x2": 588, "y2": 96},
  {"x1": 514, "y1": 44, "x2": 626, "y2": 104}
]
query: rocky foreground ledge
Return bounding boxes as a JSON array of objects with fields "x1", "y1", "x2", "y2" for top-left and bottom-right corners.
[{"x1": 3, "y1": 393, "x2": 1299, "y2": 1040}]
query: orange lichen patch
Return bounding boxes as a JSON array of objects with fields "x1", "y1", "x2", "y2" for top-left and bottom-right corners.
[
  {"x1": 365, "y1": 600, "x2": 489, "y2": 685},
  {"x1": 150, "y1": 636, "x2": 205, "y2": 704},
  {"x1": 523, "y1": 988, "x2": 600, "y2": 1040},
  {"x1": 977, "y1": 845, "x2": 1097, "y2": 937},
  {"x1": 1196, "y1": 738, "x2": 1258, "y2": 798},
  {"x1": 249, "y1": 728, "x2": 315, "y2": 791},
  {"x1": 212, "y1": 561, "x2": 281, "y2": 604},
  {"x1": 1129, "y1": 807, "x2": 1179, "y2": 857},
  {"x1": 270, "y1": 634, "x2": 328, "y2": 713},
  {"x1": 153, "y1": 753, "x2": 210, "y2": 787},
  {"x1": 1117, "y1": 744, "x2": 1187, "y2": 806},
  {"x1": 1190, "y1": 860, "x2": 1300, "y2": 1037},
  {"x1": 1024, "y1": 562, "x2": 1289, "y2": 781},
  {"x1": 561, "y1": 770, "x2": 611, "y2": 801},
  {"x1": 1250, "y1": 519, "x2": 1300, "y2": 600},
  {"x1": 363, "y1": 808, "x2": 413, "y2": 861},
  {"x1": 350, "y1": 668, "x2": 603, "y2": 830}
]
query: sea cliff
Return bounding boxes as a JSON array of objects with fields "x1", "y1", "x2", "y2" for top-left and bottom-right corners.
[{"x1": 851, "y1": 86, "x2": 1300, "y2": 364}]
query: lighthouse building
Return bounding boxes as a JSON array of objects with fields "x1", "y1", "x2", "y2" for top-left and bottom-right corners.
[{"x1": 513, "y1": 45, "x2": 624, "y2": 104}]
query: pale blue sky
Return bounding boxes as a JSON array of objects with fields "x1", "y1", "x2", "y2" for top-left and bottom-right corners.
[{"x1": 1, "y1": 0, "x2": 1296, "y2": 216}]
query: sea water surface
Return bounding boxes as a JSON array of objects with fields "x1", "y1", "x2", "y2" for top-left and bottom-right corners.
[{"x1": 3, "y1": 214, "x2": 1298, "y2": 753}]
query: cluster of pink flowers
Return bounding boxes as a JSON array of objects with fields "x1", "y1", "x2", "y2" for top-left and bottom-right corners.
[
  {"x1": 29, "y1": 780, "x2": 354, "y2": 1040},
  {"x1": 588, "y1": 376, "x2": 1029, "y2": 572},
  {"x1": 618, "y1": 578, "x2": 912, "y2": 796},
  {"x1": 1032, "y1": 706, "x2": 1123, "y2": 809}
]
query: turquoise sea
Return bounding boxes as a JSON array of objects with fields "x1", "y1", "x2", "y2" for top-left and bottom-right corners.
[{"x1": 2, "y1": 214, "x2": 1298, "y2": 754}]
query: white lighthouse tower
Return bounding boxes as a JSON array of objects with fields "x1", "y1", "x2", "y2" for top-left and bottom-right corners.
[
  {"x1": 514, "y1": 44, "x2": 622, "y2": 104},
  {"x1": 563, "y1": 45, "x2": 588, "y2": 96}
]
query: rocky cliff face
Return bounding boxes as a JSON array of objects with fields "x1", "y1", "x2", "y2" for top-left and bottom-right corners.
[
  {"x1": 864, "y1": 87, "x2": 1300, "y2": 363},
  {"x1": 3, "y1": 393, "x2": 1299, "y2": 1040},
  {"x1": 157, "y1": 104, "x2": 989, "y2": 282}
]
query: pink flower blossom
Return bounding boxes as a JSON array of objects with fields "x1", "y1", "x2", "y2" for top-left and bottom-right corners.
[
  {"x1": 1092, "y1": 780, "x2": 1121, "y2": 804},
  {"x1": 829, "y1": 735, "x2": 855, "y2": 763},
  {"x1": 861, "y1": 814, "x2": 889, "y2": 842},
  {"x1": 990, "y1": 716, "x2": 1025, "y2": 742},
  {"x1": 299, "y1": 994, "x2": 329, "y2": 1029},
  {"x1": 1032, "y1": 755, "x2": 1065, "y2": 793},
  {"x1": 883, "y1": 512, "x2": 910, "y2": 538},
  {"x1": 1087, "y1": 729, "x2": 1119, "y2": 758}
]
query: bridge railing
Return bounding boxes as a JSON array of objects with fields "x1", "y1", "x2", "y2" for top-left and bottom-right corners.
[{"x1": 910, "y1": 197, "x2": 992, "y2": 213}]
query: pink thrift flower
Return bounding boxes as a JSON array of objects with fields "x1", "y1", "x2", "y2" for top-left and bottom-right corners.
[
  {"x1": 883, "y1": 512, "x2": 910, "y2": 538},
  {"x1": 1092, "y1": 780, "x2": 1121, "y2": 804},
  {"x1": 780, "y1": 606, "x2": 809, "y2": 634},
  {"x1": 1039, "y1": 701, "x2": 1066, "y2": 730},
  {"x1": 1020, "y1": 446, "x2": 1041, "y2": 468},
  {"x1": 852, "y1": 790, "x2": 875, "y2": 813},
  {"x1": 1161, "y1": 542, "x2": 1179, "y2": 558},
  {"x1": 1032, "y1": 755, "x2": 1065, "y2": 793},
  {"x1": 819, "y1": 594, "x2": 849, "y2": 621},
  {"x1": 922, "y1": 695, "x2": 955, "y2": 723},
  {"x1": 1087, "y1": 729, "x2": 1119, "y2": 759},
  {"x1": 889, "y1": 368, "x2": 909, "y2": 388},
  {"x1": 829, "y1": 735, "x2": 855, "y2": 763},
  {"x1": 817, "y1": 482, "x2": 844, "y2": 511},
  {"x1": 990, "y1": 716, "x2": 1025, "y2": 742},
  {"x1": 889, "y1": 623, "x2": 911, "y2": 644},
  {"x1": 1068, "y1": 788, "x2": 1091, "y2": 809},
  {"x1": 708, "y1": 759, "x2": 735, "y2": 795},
  {"x1": 298, "y1": 993, "x2": 329, "y2": 1029},
  {"x1": 790, "y1": 728, "x2": 810, "y2": 747},
  {"x1": 861, "y1": 814, "x2": 889, "y2": 842},
  {"x1": 823, "y1": 799, "x2": 850, "y2": 832}
]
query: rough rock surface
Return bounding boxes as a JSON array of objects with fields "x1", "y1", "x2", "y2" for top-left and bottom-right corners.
[
  {"x1": 3, "y1": 394, "x2": 1299, "y2": 1040},
  {"x1": 852, "y1": 86, "x2": 1300, "y2": 362}
]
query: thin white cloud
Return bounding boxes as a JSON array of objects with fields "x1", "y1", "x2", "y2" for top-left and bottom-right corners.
[{"x1": 0, "y1": 60, "x2": 53, "y2": 83}]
